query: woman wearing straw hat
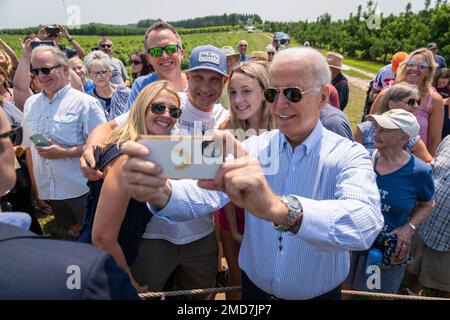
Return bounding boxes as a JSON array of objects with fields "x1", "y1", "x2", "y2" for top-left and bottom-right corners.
[{"x1": 327, "y1": 52, "x2": 350, "y2": 111}]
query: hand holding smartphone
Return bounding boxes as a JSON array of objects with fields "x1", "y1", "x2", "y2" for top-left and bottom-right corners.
[
  {"x1": 138, "y1": 135, "x2": 223, "y2": 179},
  {"x1": 30, "y1": 134, "x2": 50, "y2": 147}
]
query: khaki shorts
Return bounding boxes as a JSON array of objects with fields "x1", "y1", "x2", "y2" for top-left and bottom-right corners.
[
  {"x1": 131, "y1": 232, "x2": 218, "y2": 299},
  {"x1": 408, "y1": 233, "x2": 450, "y2": 293}
]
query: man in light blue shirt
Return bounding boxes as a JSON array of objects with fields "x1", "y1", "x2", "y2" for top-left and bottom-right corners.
[
  {"x1": 121, "y1": 47, "x2": 384, "y2": 300},
  {"x1": 22, "y1": 45, "x2": 106, "y2": 234}
]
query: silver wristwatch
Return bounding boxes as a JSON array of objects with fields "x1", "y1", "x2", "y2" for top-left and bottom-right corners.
[{"x1": 273, "y1": 195, "x2": 303, "y2": 232}]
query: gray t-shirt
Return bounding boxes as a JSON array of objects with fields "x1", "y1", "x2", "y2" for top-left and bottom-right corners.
[
  {"x1": 320, "y1": 104, "x2": 354, "y2": 141},
  {"x1": 109, "y1": 57, "x2": 129, "y2": 85}
]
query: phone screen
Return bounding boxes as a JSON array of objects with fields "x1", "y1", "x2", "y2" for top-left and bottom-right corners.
[
  {"x1": 31, "y1": 41, "x2": 55, "y2": 49},
  {"x1": 30, "y1": 134, "x2": 50, "y2": 147},
  {"x1": 47, "y1": 27, "x2": 60, "y2": 34}
]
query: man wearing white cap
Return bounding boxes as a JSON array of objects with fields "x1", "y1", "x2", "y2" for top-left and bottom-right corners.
[
  {"x1": 327, "y1": 52, "x2": 350, "y2": 111},
  {"x1": 347, "y1": 109, "x2": 435, "y2": 294}
]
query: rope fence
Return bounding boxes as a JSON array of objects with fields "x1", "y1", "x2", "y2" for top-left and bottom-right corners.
[{"x1": 138, "y1": 286, "x2": 450, "y2": 300}]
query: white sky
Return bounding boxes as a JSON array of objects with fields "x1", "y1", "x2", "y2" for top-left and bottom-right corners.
[{"x1": 0, "y1": 0, "x2": 427, "y2": 29}]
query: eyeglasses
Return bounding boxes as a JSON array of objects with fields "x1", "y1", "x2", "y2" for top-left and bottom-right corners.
[
  {"x1": 150, "y1": 103, "x2": 182, "y2": 119},
  {"x1": 239, "y1": 44, "x2": 248, "y2": 48},
  {"x1": 100, "y1": 44, "x2": 112, "y2": 49},
  {"x1": 131, "y1": 60, "x2": 143, "y2": 65},
  {"x1": 406, "y1": 60, "x2": 429, "y2": 70},
  {"x1": 264, "y1": 87, "x2": 316, "y2": 103},
  {"x1": 90, "y1": 70, "x2": 109, "y2": 78},
  {"x1": 30, "y1": 64, "x2": 62, "y2": 76},
  {"x1": 267, "y1": 52, "x2": 275, "y2": 55},
  {"x1": 0, "y1": 126, "x2": 23, "y2": 146},
  {"x1": 147, "y1": 45, "x2": 180, "y2": 58},
  {"x1": 403, "y1": 98, "x2": 421, "y2": 107}
]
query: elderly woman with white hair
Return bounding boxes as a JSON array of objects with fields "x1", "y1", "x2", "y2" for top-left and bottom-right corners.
[
  {"x1": 84, "y1": 51, "x2": 130, "y2": 120},
  {"x1": 347, "y1": 109, "x2": 435, "y2": 294}
]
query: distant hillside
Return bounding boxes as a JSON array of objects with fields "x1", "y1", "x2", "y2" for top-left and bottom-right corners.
[
  {"x1": 137, "y1": 14, "x2": 262, "y2": 29},
  {"x1": 0, "y1": 14, "x2": 262, "y2": 35}
]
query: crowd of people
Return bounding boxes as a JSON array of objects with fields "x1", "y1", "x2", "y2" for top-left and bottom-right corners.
[{"x1": 0, "y1": 22, "x2": 449, "y2": 300}]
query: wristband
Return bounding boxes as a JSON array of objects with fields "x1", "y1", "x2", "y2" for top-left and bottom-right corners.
[{"x1": 408, "y1": 221, "x2": 417, "y2": 231}]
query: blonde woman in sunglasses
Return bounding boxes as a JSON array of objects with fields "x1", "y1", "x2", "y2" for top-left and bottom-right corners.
[
  {"x1": 370, "y1": 48, "x2": 444, "y2": 156},
  {"x1": 77, "y1": 80, "x2": 181, "y2": 293}
]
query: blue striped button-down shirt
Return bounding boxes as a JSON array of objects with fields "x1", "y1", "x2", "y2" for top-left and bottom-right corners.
[{"x1": 151, "y1": 121, "x2": 384, "y2": 299}]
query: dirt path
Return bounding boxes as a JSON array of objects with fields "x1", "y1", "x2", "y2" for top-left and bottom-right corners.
[
  {"x1": 344, "y1": 74, "x2": 371, "y2": 91},
  {"x1": 343, "y1": 66, "x2": 376, "y2": 91},
  {"x1": 259, "y1": 35, "x2": 376, "y2": 91},
  {"x1": 347, "y1": 66, "x2": 376, "y2": 79}
]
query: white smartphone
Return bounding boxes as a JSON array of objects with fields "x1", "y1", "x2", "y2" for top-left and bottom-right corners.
[{"x1": 138, "y1": 135, "x2": 223, "y2": 179}]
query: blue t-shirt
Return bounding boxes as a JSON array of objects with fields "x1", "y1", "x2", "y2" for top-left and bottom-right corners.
[
  {"x1": 84, "y1": 79, "x2": 96, "y2": 93},
  {"x1": 240, "y1": 55, "x2": 250, "y2": 62},
  {"x1": 435, "y1": 54, "x2": 447, "y2": 69},
  {"x1": 126, "y1": 72, "x2": 159, "y2": 110},
  {"x1": 374, "y1": 151, "x2": 435, "y2": 229}
]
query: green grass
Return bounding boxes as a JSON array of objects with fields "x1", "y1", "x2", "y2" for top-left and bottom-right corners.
[
  {"x1": 343, "y1": 69, "x2": 373, "y2": 80},
  {"x1": 317, "y1": 49, "x2": 383, "y2": 75},
  {"x1": 344, "y1": 83, "x2": 366, "y2": 130},
  {"x1": 1, "y1": 31, "x2": 275, "y2": 67},
  {"x1": 37, "y1": 214, "x2": 76, "y2": 241},
  {"x1": 1, "y1": 30, "x2": 383, "y2": 75},
  {"x1": 343, "y1": 56, "x2": 384, "y2": 75}
]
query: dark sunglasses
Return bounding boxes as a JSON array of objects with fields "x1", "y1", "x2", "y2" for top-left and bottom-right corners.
[
  {"x1": 30, "y1": 64, "x2": 62, "y2": 76},
  {"x1": 404, "y1": 98, "x2": 421, "y2": 107},
  {"x1": 264, "y1": 87, "x2": 315, "y2": 103},
  {"x1": 150, "y1": 103, "x2": 182, "y2": 119},
  {"x1": 131, "y1": 60, "x2": 143, "y2": 65},
  {"x1": 0, "y1": 126, "x2": 23, "y2": 146},
  {"x1": 100, "y1": 44, "x2": 112, "y2": 48},
  {"x1": 239, "y1": 44, "x2": 248, "y2": 47},
  {"x1": 147, "y1": 45, "x2": 180, "y2": 58}
]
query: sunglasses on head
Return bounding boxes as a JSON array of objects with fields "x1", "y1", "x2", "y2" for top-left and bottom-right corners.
[
  {"x1": 264, "y1": 87, "x2": 316, "y2": 103},
  {"x1": 30, "y1": 64, "x2": 62, "y2": 76},
  {"x1": 406, "y1": 60, "x2": 429, "y2": 70},
  {"x1": 100, "y1": 44, "x2": 112, "y2": 48},
  {"x1": 150, "y1": 103, "x2": 182, "y2": 119},
  {"x1": 131, "y1": 60, "x2": 143, "y2": 65},
  {"x1": 0, "y1": 126, "x2": 23, "y2": 146},
  {"x1": 404, "y1": 98, "x2": 421, "y2": 107},
  {"x1": 147, "y1": 45, "x2": 180, "y2": 58}
]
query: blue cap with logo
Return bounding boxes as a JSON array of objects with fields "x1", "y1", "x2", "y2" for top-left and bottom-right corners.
[{"x1": 188, "y1": 45, "x2": 228, "y2": 77}]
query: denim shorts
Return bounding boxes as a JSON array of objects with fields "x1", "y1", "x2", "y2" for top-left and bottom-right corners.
[{"x1": 345, "y1": 251, "x2": 406, "y2": 294}]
